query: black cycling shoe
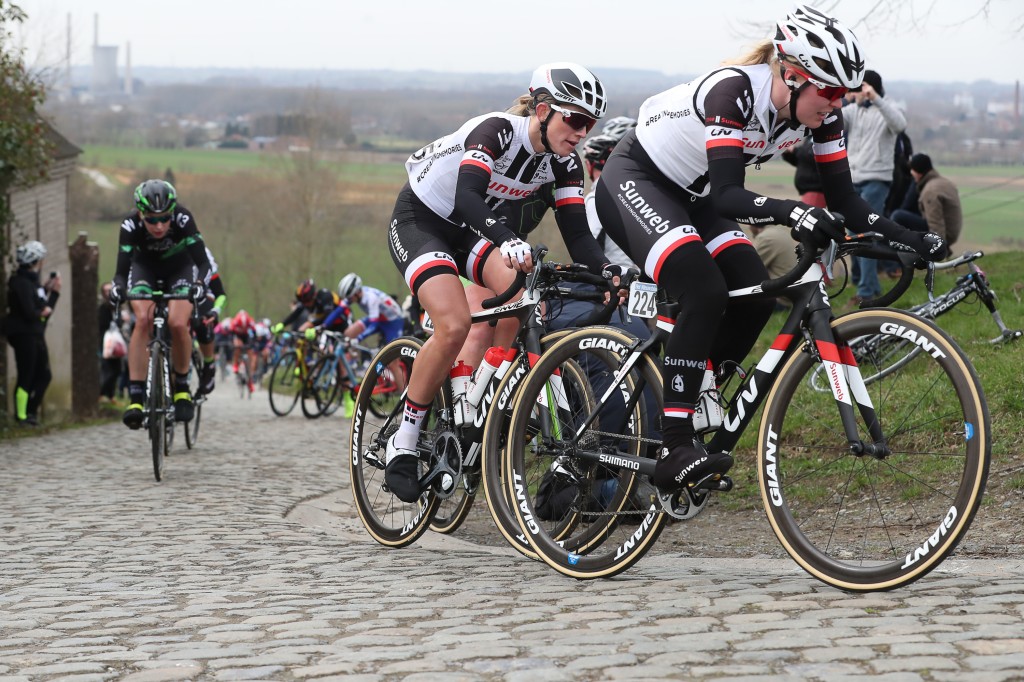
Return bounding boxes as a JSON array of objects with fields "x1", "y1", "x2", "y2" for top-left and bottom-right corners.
[
  {"x1": 653, "y1": 439, "x2": 734, "y2": 491},
  {"x1": 384, "y1": 436, "x2": 422, "y2": 503},
  {"x1": 122, "y1": 403, "x2": 144, "y2": 430},
  {"x1": 199, "y1": 363, "x2": 217, "y2": 395},
  {"x1": 174, "y1": 396, "x2": 195, "y2": 422}
]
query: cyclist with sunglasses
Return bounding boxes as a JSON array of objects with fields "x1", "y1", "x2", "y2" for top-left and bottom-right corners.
[
  {"x1": 384, "y1": 62, "x2": 627, "y2": 503},
  {"x1": 110, "y1": 179, "x2": 211, "y2": 429},
  {"x1": 593, "y1": 4, "x2": 949, "y2": 493}
]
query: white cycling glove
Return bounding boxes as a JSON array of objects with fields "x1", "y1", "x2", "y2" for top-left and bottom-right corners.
[{"x1": 500, "y1": 238, "x2": 531, "y2": 266}]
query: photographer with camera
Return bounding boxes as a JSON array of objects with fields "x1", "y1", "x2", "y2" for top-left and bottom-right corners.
[{"x1": 5, "y1": 241, "x2": 60, "y2": 426}]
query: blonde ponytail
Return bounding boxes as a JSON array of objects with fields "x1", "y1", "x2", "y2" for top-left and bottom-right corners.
[{"x1": 723, "y1": 39, "x2": 777, "y2": 67}]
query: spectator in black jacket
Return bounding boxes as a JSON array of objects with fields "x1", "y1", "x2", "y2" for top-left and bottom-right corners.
[
  {"x1": 5, "y1": 240, "x2": 60, "y2": 426},
  {"x1": 781, "y1": 139, "x2": 826, "y2": 208}
]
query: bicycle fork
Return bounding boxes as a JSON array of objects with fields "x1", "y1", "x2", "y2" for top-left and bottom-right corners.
[{"x1": 805, "y1": 307, "x2": 889, "y2": 458}]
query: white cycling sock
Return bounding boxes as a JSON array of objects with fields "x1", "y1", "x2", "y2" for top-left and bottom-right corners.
[{"x1": 393, "y1": 397, "x2": 428, "y2": 453}]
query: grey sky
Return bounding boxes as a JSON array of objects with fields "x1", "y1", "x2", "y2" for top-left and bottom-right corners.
[{"x1": 17, "y1": 0, "x2": 1024, "y2": 85}]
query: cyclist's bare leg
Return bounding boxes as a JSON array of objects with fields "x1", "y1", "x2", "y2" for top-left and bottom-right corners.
[
  {"x1": 168, "y1": 300, "x2": 194, "y2": 375},
  {"x1": 406, "y1": 273, "x2": 471, "y2": 407},
  {"x1": 231, "y1": 336, "x2": 243, "y2": 370},
  {"x1": 457, "y1": 256, "x2": 520, "y2": 368},
  {"x1": 128, "y1": 300, "x2": 155, "y2": 380}
]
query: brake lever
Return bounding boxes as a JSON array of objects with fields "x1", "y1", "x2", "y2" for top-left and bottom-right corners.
[
  {"x1": 925, "y1": 262, "x2": 937, "y2": 303},
  {"x1": 821, "y1": 240, "x2": 838, "y2": 282}
]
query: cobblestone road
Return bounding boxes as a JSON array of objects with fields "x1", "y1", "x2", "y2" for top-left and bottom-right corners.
[{"x1": 2, "y1": 389, "x2": 1023, "y2": 681}]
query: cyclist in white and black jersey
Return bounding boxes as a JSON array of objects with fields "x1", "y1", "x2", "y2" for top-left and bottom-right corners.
[
  {"x1": 594, "y1": 4, "x2": 948, "y2": 493},
  {"x1": 335, "y1": 273, "x2": 404, "y2": 345},
  {"x1": 385, "y1": 62, "x2": 627, "y2": 503}
]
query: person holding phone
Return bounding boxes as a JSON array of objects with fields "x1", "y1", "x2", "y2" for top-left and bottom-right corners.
[{"x1": 5, "y1": 241, "x2": 60, "y2": 426}]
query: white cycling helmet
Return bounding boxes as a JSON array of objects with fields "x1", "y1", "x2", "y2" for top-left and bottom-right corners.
[
  {"x1": 600, "y1": 116, "x2": 637, "y2": 141},
  {"x1": 529, "y1": 62, "x2": 607, "y2": 119},
  {"x1": 16, "y1": 240, "x2": 47, "y2": 266},
  {"x1": 338, "y1": 273, "x2": 362, "y2": 299},
  {"x1": 774, "y1": 4, "x2": 866, "y2": 89}
]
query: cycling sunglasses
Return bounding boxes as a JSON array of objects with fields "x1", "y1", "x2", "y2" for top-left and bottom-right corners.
[
  {"x1": 548, "y1": 103, "x2": 597, "y2": 133},
  {"x1": 789, "y1": 66, "x2": 849, "y2": 101},
  {"x1": 143, "y1": 213, "x2": 173, "y2": 225}
]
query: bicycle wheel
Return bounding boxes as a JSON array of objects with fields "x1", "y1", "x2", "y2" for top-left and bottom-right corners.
[
  {"x1": 302, "y1": 356, "x2": 338, "y2": 419},
  {"x1": 267, "y1": 351, "x2": 301, "y2": 416},
  {"x1": 350, "y1": 337, "x2": 443, "y2": 547},
  {"x1": 759, "y1": 309, "x2": 990, "y2": 591},
  {"x1": 479, "y1": 330, "x2": 577, "y2": 557},
  {"x1": 506, "y1": 327, "x2": 667, "y2": 579},
  {"x1": 367, "y1": 363, "x2": 400, "y2": 419},
  {"x1": 149, "y1": 345, "x2": 168, "y2": 482},
  {"x1": 184, "y1": 348, "x2": 202, "y2": 450},
  {"x1": 237, "y1": 358, "x2": 252, "y2": 400}
]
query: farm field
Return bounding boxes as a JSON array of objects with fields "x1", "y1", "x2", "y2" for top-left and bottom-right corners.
[{"x1": 77, "y1": 144, "x2": 1023, "y2": 316}]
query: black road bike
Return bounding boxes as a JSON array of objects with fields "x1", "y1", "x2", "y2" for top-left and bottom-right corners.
[
  {"x1": 504, "y1": 235, "x2": 990, "y2": 592},
  {"x1": 348, "y1": 248, "x2": 622, "y2": 547},
  {"x1": 125, "y1": 287, "x2": 195, "y2": 482}
]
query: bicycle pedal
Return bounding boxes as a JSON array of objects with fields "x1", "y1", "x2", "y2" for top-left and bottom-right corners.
[{"x1": 688, "y1": 473, "x2": 733, "y2": 493}]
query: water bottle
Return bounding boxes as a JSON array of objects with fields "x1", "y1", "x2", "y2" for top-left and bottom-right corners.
[
  {"x1": 466, "y1": 346, "x2": 504, "y2": 409},
  {"x1": 494, "y1": 346, "x2": 518, "y2": 380},
  {"x1": 449, "y1": 360, "x2": 473, "y2": 426},
  {"x1": 693, "y1": 361, "x2": 724, "y2": 433}
]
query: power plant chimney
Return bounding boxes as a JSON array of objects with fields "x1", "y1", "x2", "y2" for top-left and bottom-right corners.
[
  {"x1": 66, "y1": 13, "x2": 72, "y2": 96},
  {"x1": 93, "y1": 13, "x2": 98, "y2": 47},
  {"x1": 125, "y1": 42, "x2": 132, "y2": 96}
]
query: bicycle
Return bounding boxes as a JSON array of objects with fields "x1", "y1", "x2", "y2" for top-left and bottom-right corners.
[
  {"x1": 124, "y1": 287, "x2": 195, "y2": 482},
  {"x1": 235, "y1": 348, "x2": 255, "y2": 399},
  {"x1": 348, "y1": 247, "x2": 622, "y2": 547},
  {"x1": 503, "y1": 234, "x2": 990, "y2": 591},
  {"x1": 267, "y1": 332, "x2": 307, "y2": 416},
  {"x1": 302, "y1": 331, "x2": 388, "y2": 419}
]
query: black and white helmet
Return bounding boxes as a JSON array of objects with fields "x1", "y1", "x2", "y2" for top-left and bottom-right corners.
[
  {"x1": 529, "y1": 62, "x2": 607, "y2": 119},
  {"x1": 774, "y1": 4, "x2": 866, "y2": 89},
  {"x1": 16, "y1": 240, "x2": 47, "y2": 265},
  {"x1": 581, "y1": 135, "x2": 620, "y2": 167},
  {"x1": 338, "y1": 273, "x2": 362, "y2": 299},
  {"x1": 600, "y1": 116, "x2": 637, "y2": 140}
]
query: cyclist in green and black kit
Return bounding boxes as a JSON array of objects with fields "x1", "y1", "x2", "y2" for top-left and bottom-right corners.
[{"x1": 109, "y1": 180, "x2": 211, "y2": 428}]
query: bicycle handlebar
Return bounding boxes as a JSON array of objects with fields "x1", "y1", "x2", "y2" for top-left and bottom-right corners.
[
  {"x1": 933, "y1": 250, "x2": 983, "y2": 271},
  {"x1": 759, "y1": 214, "x2": 932, "y2": 310},
  {"x1": 478, "y1": 242, "x2": 636, "y2": 326}
]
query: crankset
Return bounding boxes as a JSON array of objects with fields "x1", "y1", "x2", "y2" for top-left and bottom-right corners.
[
  {"x1": 421, "y1": 430, "x2": 462, "y2": 500},
  {"x1": 656, "y1": 474, "x2": 733, "y2": 521}
]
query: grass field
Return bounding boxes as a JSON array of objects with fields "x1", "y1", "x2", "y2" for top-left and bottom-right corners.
[
  {"x1": 76, "y1": 144, "x2": 1023, "y2": 316},
  {"x1": 56, "y1": 146, "x2": 1024, "y2": 493}
]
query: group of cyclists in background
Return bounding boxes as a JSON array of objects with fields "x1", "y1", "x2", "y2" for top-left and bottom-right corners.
[{"x1": 109, "y1": 176, "x2": 409, "y2": 422}]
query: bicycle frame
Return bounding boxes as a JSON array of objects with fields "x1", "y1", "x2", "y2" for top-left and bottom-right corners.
[
  {"x1": 367, "y1": 258, "x2": 613, "y2": 487},
  {"x1": 560, "y1": 260, "x2": 890, "y2": 479},
  {"x1": 912, "y1": 252, "x2": 1021, "y2": 344}
]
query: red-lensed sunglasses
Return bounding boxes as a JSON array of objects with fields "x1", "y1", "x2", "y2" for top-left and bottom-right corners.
[
  {"x1": 788, "y1": 66, "x2": 849, "y2": 102},
  {"x1": 548, "y1": 103, "x2": 597, "y2": 133}
]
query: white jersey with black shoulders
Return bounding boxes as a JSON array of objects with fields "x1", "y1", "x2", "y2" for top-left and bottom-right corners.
[
  {"x1": 634, "y1": 63, "x2": 939, "y2": 256},
  {"x1": 404, "y1": 112, "x2": 605, "y2": 270},
  {"x1": 637, "y1": 64, "x2": 806, "y2": 199}
]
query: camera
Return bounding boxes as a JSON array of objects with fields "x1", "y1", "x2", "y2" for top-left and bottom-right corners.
[{"x1": 50, "y1": 271, "x2": 57, "y2": 279}]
